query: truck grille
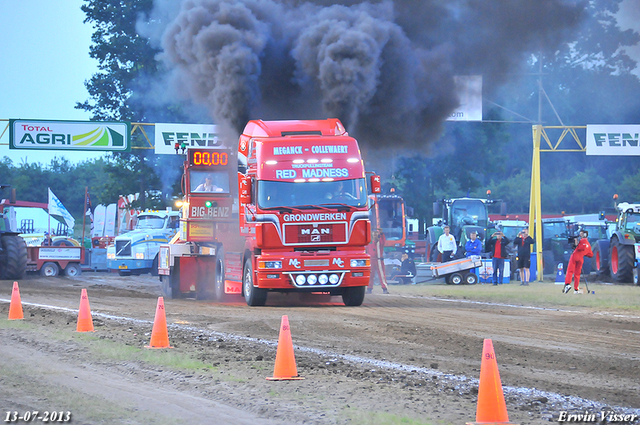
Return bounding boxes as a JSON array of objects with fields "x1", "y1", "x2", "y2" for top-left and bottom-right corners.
[
  {"x1": 115, "y1": 239, "x2": 132, "y2": 257},
  {"x1": 283, "y1": 222, "x2": 347, "y2": 245}
]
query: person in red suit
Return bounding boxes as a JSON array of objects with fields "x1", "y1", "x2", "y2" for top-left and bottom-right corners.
[
  {"x1": 563, "y1": 230, "x2": 593, "y2": 294},
  {"x1": 367, "y1": 229, "x2": 389, "y2": 294}
]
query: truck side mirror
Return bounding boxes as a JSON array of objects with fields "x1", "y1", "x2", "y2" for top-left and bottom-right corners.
[
  {"x1": 239, "y1": 175, "x2": 252, "y2": 205},
  {"x1": 369, "y1": 174, "x2": 381, "y2": 194}
]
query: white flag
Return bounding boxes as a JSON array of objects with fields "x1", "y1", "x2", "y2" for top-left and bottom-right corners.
[{"x1": 48, "y1": 188, "x2": 75, "y2": 229}]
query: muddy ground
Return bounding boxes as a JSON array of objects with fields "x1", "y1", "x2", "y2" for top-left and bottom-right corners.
[{"x1": 0, "y1": 273, "x2": 639, "y2": 425}]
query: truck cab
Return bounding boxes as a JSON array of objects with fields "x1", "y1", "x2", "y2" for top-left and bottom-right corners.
[
  {"x1": 107, "y1": 209, "x2": 180, "y2": 275},
  {"x1": 237, "y1": 119, "x2": 378, "y2": 306}
]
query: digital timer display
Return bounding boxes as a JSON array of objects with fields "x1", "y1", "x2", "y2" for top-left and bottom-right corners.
[{"x1": 189, "y1": 150, "x2": 229, "y2": 167}]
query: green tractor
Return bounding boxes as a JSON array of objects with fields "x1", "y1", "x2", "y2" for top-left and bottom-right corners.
[
  {"x1": 0, "y1": 186, "x2": 28, "y2": 280},
  {"x1": 426, "y1": 197, "x2": 505, "y2": 261},
  {"x1": 539, "y1": 218, "x2": 573, "y2": 275},
  {"x1": 592, "y1": 202, "x2": 640, "y2": 283}
]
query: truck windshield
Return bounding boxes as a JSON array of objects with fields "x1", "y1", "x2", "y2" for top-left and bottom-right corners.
[
  {"x1": 189, "y1": 170, "x2": 230, "y2": 194},
  {"x1": 136, "y1": 215, "x2": 165, "y2": 230},
  {"x1": 450, "y1": 200, "x2": 488, "y2": 228},
  {"x1": 258, "y1": 179, "x2": 367, "y2": 209},
  {"x1": 543, "y1": 222, "x2": 568, "y2": 238}
]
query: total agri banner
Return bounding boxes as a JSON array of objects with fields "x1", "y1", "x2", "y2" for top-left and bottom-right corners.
[
  {"x1": 586, "y1": 125, "x2": 640, "y2": 156},
  {"x1": 154, "y1": 123, "x2": 221, "y2": 154},
  {"x1": 10, "y1": 119, "x2": 130, "y2": 152}
]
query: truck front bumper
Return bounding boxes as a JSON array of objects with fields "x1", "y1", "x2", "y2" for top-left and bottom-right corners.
[{"x1": 107, "y1": 258, "x2": 153, "y2": 272}]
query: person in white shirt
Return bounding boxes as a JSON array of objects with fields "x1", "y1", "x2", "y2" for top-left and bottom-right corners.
[{"x1": 437, "y1": 225, "x2": 457, "y2": 262}]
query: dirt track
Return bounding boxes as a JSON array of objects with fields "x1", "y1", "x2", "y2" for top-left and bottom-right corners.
[{"x1": 1, "y1": 273, "x2": 639, "y2": 424}]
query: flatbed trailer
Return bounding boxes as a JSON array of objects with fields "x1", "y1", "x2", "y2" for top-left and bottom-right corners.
[
  {"x1": 27, "y1": 246, "x2": 84, "y2": 277},
  {"x1": 430, "y1": 256, "x2": 482, "y2": 285}
]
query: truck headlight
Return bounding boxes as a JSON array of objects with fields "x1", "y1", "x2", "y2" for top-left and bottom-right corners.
[
  {"x1": 135, "y1": 253, "x2": 145, "y2": 259},
  {"x1": 350, "y1": 259, "x2": 369, "y2": 267},
  {"x1": 258, "y1": 261, "x2": 282, "y2": 269}
]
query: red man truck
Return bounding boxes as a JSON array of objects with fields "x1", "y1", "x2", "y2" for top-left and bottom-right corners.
[{"x1": 159, "y1": 119, "x2": 380, "y2": 306}]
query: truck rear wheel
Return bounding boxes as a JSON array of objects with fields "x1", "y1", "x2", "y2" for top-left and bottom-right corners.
[
  {"x1": 214, "y1": 249, "x2": 226, "y2": 301},
  {"x1": 342, "y1": 286, "x2": 365, "y2": 306},
  {"x1": 40, "y1": 262, "x2": 59, "y2": 277},
  {"x1": 161, "y1": 275, "x2": 173, "y2": 299},
  {"x1": 64, "y1": 263, "x2": 82, "y2": 277},
  {"x1": 610, "y1": 237, "x2": 634, "y2": 283},
  {"x1": 243, "y1": 258, "x2": 267, "y2": 306},
  {"x1": 610, "y1": 238, "x2": 634, "y2": 283},
  {"x1": 1, "y1": 235, "x2": 27, "y2": 280},
  {"x1": 464, "y1": 272, "x2": 478, "y2": 285},
  {"x1": 592, "y1": 240, "x2": 609, "y2": 278}
]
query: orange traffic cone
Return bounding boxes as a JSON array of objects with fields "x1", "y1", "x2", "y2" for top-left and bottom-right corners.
[
  {"x1": 76, "y1": 288, "x2": 95, "y2": 332},
  {"x1": 266, "y1": 315, "x2": 304, "y2": 381},
  {"x1": 145, "y1": 297, "x2": 173, "y2": 349},
  {"x1": 467, "y1": 339, "x2": 518, "y2": 425},
  {"x1": 8, "y1": 281, "x2": 23, "y2": 320}
]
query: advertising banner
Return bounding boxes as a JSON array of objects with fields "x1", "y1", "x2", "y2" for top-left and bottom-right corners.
[
  {"x1": 154, "y1": 123, "x2": 221, "y2": 155},
  {"x1": 446, "y1": 75, "x2": 483, "y2": 122},
  {"x1": 10, "y1": 119, "x2": 130, "y2": 151},
  {"x1": 39, "y1": 247, "x2": 82, "y2": 261},
  {"x1": 586, "y1": 125, "x2": 640, "y2": 156}
]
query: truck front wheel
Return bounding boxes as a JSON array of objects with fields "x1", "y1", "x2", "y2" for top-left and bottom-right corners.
[
  {"x1": 243, "y1": 258, "x2": 267, "y2": 306},
  {"x1": 1, "y1": 235, "x2": 27, "y2": 280},
  {"x1": 342, "y1": 286, "x2": 365, "y2": 306}
]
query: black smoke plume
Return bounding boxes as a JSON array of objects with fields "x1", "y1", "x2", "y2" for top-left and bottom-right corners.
[{"x1": 143, "y1": 0, "x2": 585, "y2": 149}]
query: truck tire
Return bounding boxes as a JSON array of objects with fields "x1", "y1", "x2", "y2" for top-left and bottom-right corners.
[
  {"x1": 1, "y1": 235, "x2": 27, "y2": 280},
  {"x1": 214, "y1": 248, "x2": 227, "y2": 301},
  {"x1": 161, "y1": 275, "x2": 173, "y2": 299},
  {"x1": 342, "y1": 286, "x2": 365, "y2": 306},
  {"x1": 592, "y1": 240, "x2": 609, "y2": 278},
  {"x1": 449, "y1": 272, "x2": 463, "y2": 285},
  {"x1": 542, "y1": 251, "x2": 555, "y2": 275},
  {"x1": 464, "y1": 272, "x2": 478, "y2": 285},
  {"x1": 40, "y1": 262, "x2": 59, "y2": 277},
  {"x1": 610, "y1": 236, "x2": 634, "y2": 283},
  {"x1": 64, "y1": 263, "x2": 82, "y2": 277},
  {"x1": 150, "y1": 255, "x2": 159, "y2": 276},
  {"x1": 243, "y1": 258, "x2": 267, "y2": 306}
]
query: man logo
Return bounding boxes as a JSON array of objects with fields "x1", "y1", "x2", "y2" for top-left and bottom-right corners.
[{"x1": 311, "y1": 235, "x2": 320, "y2": 241}]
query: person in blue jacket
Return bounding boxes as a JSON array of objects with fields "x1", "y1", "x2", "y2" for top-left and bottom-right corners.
[{"x1": 465, "y1": 231, "x2": 482, "y2": 257}]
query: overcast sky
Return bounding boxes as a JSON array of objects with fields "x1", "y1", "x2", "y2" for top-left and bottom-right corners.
[
  {"x1": 0, "y1": 0, "x2": 101, "y2": 165},
  {"x1": 0, "y1": 0, "x2": 639, "y2": 167}
]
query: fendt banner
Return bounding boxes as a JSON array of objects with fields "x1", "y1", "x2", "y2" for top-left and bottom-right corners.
[
  {"x1": 154, "y1": 123, "x2": 221, "y2": 155},
  {"x1": 586, "y1": 125, "x2": 640, "y2": 156},
  {"x1": 10, "y1": 119, "x2": 130, "y2": 152}
]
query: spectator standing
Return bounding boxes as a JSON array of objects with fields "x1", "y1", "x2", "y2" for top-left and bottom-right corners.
[
  {"x1": 487, "y1": 231, "x2": 510, "y2": 285},
  {"x1": 563, "y1": 230, "x2": 593, "y2": 294},
  {"x1": 514, "y1": 228, "x2": 535, "y2": 286},
  {"x1": 42, "y1": 231, "x2": 53, "y2": 246},
  {"x1": 465, "y1": 231, "x2": 482, "y2": 257},
  {"x1": 437, "y1": 225, "x2": 457, "y2": 262}
]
